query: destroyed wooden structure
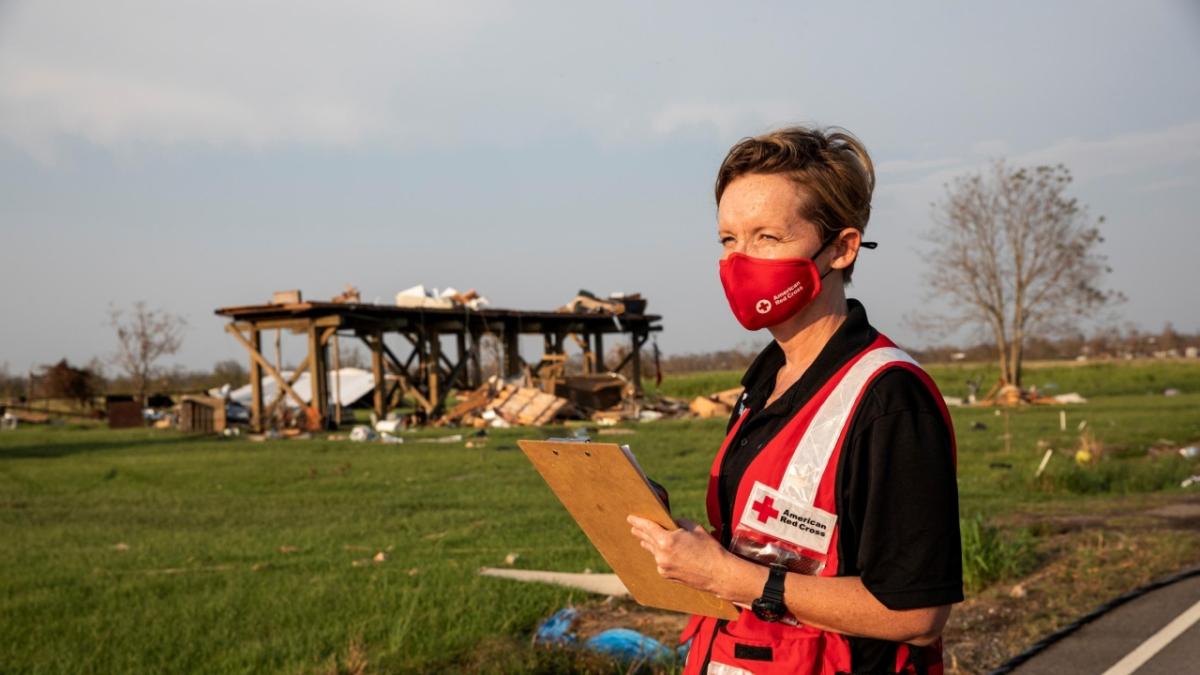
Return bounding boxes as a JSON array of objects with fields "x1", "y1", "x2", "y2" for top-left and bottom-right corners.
[
  {"x1": 178, "y1": 395, "x2": 227, "y2": 434},
  {"x1": 214, "y1": 300, "x2": 662, "y2": 431}
]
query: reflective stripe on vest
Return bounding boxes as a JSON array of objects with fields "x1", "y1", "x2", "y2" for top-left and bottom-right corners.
[{"x1": 777, "y1": 346, "x2": 917, "y2": 506}]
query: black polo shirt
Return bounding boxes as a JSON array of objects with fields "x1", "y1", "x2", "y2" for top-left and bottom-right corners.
[{"x1": 719, "y1": 299, "x2": 963, "y2": 672}]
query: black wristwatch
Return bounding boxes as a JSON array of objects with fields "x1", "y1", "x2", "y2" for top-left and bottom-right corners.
[{"x1": 751, "y1": 563, "x2": 788, "y2": 622}]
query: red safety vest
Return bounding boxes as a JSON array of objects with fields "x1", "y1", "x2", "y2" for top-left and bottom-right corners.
[{"x1": 680, "y1": 334, "x2": 957, "y2": 675}]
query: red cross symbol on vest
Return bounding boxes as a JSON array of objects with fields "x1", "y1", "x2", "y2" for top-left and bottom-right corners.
[{"x1": 751, "y1": 495, "x2": 780, "y2": 523}]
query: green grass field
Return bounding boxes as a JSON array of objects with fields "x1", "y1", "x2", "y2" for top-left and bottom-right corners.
[
  {"x1": 2, "y1": 361, "x2": 1199, "y2": 673},
  {"x1": 647, "y1": 358, "x2": 1200, "y2": 401}
]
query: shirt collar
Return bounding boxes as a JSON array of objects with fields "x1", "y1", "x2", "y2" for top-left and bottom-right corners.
[{"x1": 739, "y1": 298, "x2": 877, "y2": 417}]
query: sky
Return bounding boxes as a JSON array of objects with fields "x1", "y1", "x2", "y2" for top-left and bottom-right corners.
[{"x1": 1, "y1": 1, "x2": 1198, "y2": 375}]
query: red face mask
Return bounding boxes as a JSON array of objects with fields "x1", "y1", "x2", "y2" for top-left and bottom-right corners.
[{"x1": 719, "y1": 251, "x2": 827, "y2": 330}]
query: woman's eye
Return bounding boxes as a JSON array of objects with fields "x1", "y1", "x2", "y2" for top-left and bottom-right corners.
[
  {"x1": 760, "y1": 234, "x2": 779, "y2": 241},
  {"x1": 719, "y1": 236, "x2": 735, "y2": 245}
]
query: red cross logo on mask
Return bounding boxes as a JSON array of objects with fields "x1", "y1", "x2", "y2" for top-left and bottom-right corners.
[
  {"x1": 755, "y1": 299, "x2": 772, "y2": 314},
  {"x1": 751, "y1": 495, "x2": 780, "y2": 523}
]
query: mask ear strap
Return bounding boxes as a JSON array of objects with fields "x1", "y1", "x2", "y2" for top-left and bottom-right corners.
[{"x1": 816, "y1": 237, "x2": 879, "y2": 279}]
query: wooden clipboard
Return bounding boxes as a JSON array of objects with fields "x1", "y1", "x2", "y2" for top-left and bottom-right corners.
[{"x1": 518, "y1": 439, "x2": 739, "y2": 620}]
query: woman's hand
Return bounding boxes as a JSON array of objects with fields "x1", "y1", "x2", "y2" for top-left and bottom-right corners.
[{"x1": 627, "y1": 515, "x2": 752, "y2": 598}]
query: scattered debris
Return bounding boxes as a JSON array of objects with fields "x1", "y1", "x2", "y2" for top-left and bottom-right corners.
[
  {"x1": 1164, "y1": 388, "x2": 1181, "y2": 397},
  {"x1": 689, "y1": 387, "x2": 743, "y2": 419},
  {"x1": 597, "y1": 428, "x2": 635, "y2": 436},
  {"x1": 349, "y1": 426, "x2": 377, "y2": 442},
  {"x1": 504, "y1": 552, "x2": 520, "y2": 566},
  {"x1": 112, "y1": 542, "x2": 130, "y2": 552},
  {"x1": 331, "y1": 285, "x2": 361, "y2": 304},
  {"x1": 373, "y1": 551, "x2": 388, "y2": 563},
  {"x1": 1035, "y1": 449, "x2": 1054, "y2": 478},
  {"x1": 478, "y1": 567, "x2": 629, "y2": 597},
  {"x1": 1180, "y1": 446, "x2": 1199, "y2": 459},
  {"x1": 1074, "y1": 430, "x2": 1104, "y2": 465},
  {"x1": 976, "y1": 379, "x2": 1089, "y2": 407},
  {"x1": 394, "y1": 284, "x2": 489, "y2": 310},
  {"x1": 557, "y1": 375, "x2": 627, "y2": 412},
  {"x1": 375, "y1": 419, "x2": 403, "y2": 434},
  {"x1": 558, "y1": 290, "x2": 646, "y2": 317},
  {"x1": 534, "y1": 607, "x2": 684, "y2": 664},
  {"x1": 271, "y1": 289, "x2": 302, "y2": 305},
  {"x1": 278, "y1": 545, "x2": 299, "y2": 554},
  {"x1": 971, "y1": 421, "x2": 988, "y2": 431},
  {"x1": 177, "y1": 393, "x2": 226, "y2": 429},
  {"x1": 492, "y1": 385, "x2": 569, "y2": 426},
  {"x1": 410, "y1": 434, "x2": 464, "y2": 444}
]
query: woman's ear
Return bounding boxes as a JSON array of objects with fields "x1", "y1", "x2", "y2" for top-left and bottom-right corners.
[{"x1": 829, "y1": 228, "x2": 862, "y2": 271}]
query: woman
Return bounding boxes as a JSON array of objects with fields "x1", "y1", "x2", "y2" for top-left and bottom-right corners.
[{"x1": 629, "y1": 127, "x2": 962, "y2": 675}]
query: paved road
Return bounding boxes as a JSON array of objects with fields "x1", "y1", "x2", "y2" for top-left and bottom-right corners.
[{"x1": 1010, "y1": 572, "x2": 1200, "y2": 674}]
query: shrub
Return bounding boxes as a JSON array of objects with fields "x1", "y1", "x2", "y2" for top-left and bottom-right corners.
[{"x1": 960, "y1": 514, "x2": 1037, "y2": 593}]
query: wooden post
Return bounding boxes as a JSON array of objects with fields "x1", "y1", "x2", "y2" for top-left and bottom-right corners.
[
  {"x1": 250, "y1": 328, "x2": 264, "y2": 431},
  {"x1": 594, "y1": 333, "x2": 605, "y2": 372},
  {"x1": 468, "y1": 331, "x2": 482, "y2": 389},
  {"x1": 504, "y1": 323, "x2": 521, "y2": 377},
  {"x1": 308, "y1": 324, "x2": 328, "y2": 429},
  {"x1": 370, "y1": 333, "x2": 386, "y2": 420},
  {"x1": 455, "y1": 332, "x2": 467, "y2": 389},
  {"x1": 428, "y1": 333, "x2": 441, "y2": 416},
  {"x1": 631, "y1": 332, "x2": 643, "y2": 396},
  {"x1": 331, "y1": 333, "x2": 342, "y2": 427}
]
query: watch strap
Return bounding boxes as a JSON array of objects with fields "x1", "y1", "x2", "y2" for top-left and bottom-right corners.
[{"x1": 763, "y1": 563, "x2": 787, "y2": 603}]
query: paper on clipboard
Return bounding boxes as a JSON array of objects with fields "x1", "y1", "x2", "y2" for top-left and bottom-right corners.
[{"x1": 517, "y1": 439, "x2": 739, "y2": 620}]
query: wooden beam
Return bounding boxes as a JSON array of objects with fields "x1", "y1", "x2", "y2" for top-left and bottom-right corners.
[
  {"x1": 367, "y1": 333, "x2": 386, "y2": 420},
  {"x1": 631, "y1": 331, "x2": 646, "y2": 396},
  {"x1": 379, "y1": 341, "x2": 434, "y2": 413},
  {"x1": 263, "y1": 327, "x2": 332, "y2": 420},
  {"x1": 331, "y1": 333, "x2": 342, "y2": 427},
  {"x1": 455, "y1": 332, "x2": 468, "y2": 389},
  {"x1": 428, "y1": 333, "x2": 441, "y2": 417},
  {"x1": 226, "y1": 324, "x2": 311, "y2": 413},
  {"x1": 503, "y1": 323, "x2": 521, "y2": 377},
  {"x1": 468, "y1": 332, "x2": 482, "y2": 389},
  {"x1": 265, "y1": 352, "x2": 311, "y2": 419},
  {"x1": 250, "y1": 329, "x2": 263, "y2": 432},
  {"x1": 308, "y1": 325, "x2": 328, "y2": 429},
  {"x1": 231, "y1": 315, "x2": 341, "y2": 333}
]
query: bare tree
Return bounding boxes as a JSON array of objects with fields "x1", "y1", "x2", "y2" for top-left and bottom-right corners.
[
  {"x1": 922, "y1": 161, "x2": 1120, "y2": 387},
  {"x1": 108, "y1": 302, "x2": 187, "y2": 401}
]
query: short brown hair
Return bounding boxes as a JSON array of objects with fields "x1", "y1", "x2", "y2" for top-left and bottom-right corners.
[{"x1": 715, "y1": 126, "x2": 875, "y2": 281}]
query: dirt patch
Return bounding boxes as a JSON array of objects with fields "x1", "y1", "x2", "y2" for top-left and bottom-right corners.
[{"x1": 567, "y1": 597, "x2": 690, "y2": 646}]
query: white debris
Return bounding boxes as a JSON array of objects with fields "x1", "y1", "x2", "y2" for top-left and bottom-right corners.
[
  {"x1": 478, "y1": 567, "x2": 629, "y2": 597},
  {"x1": 375, "y1": 419, "x2": 403, "y2": 434},
  {"x1": 349, "y1": 426, "x2": 377, "y2": 442}
]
